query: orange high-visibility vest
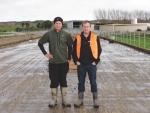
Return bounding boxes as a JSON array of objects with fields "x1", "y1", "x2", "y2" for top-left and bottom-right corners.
[{"x1": 76, "y1": 33, "x2": 98, "y2": 59}]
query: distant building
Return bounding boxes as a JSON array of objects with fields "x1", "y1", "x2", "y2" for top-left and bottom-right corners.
[
  {"x1": 67, "y1": 20, "x2": 82, "y2": 29},
  {"x1": 100, "y1": 24, "x2": 147, "y2": 32},
  {"x1": 100, "y1": 19, "x2": 148, "y2": 32},
  {"x1": 67, "y1": 20, "x2": 101, "y2": 31}
]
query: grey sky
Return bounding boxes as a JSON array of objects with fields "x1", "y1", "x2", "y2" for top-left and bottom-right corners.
[{"x1": 0, "y1": 0, "x2": 150, "y2": 22}]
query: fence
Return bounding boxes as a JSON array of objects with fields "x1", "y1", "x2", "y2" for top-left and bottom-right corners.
[
  {"x1": 1, "y1": 29, "x2": 150, "y2": 50},
  {"x1": 99, "y1": 31, "x2": 150, "y2": 50}
]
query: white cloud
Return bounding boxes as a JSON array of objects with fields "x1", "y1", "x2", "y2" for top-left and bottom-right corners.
[{"x1": 0, "y1": 0, "x2": 150, "y2": 22}]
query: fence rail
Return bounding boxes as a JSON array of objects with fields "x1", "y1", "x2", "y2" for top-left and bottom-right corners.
[{"x1": 99, "y1": 31, "x2": 150, "y2": 50}]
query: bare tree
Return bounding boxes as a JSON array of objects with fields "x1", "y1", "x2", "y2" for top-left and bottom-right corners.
[{"x1": 94, "y1": 9, "x2": 150, "y2": 24}]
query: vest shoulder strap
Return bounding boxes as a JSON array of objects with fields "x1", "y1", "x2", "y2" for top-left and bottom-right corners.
[
  {"x1": 76, "y1": 34, "x2": 81, "y2": 38},
  {"x1": 91, "y1": 33, "x2": 97, "y2": 39}
]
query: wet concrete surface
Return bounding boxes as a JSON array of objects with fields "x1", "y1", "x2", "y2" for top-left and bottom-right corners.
[{"x1": 0, "y1": 39, "x2": 150, "y2": 113}]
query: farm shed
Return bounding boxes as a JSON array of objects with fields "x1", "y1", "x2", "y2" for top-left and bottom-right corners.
[{"x1": 100, "y1": 24, "x2": 147, "y2": 32}]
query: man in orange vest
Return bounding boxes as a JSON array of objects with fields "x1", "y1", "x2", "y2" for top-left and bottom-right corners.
[{"x1": 72, "y1": 21, "x2": 102, "y2": 108}]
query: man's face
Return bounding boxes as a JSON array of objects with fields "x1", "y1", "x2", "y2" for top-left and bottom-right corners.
[
  {"x1": 54, "y1": 21, "x2": 62, "y2": 31},
  {"x1": 82, "y1": 23, "x2": 91, "y2": 34}
]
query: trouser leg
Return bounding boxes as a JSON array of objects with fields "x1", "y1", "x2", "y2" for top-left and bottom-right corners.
[
  {"x1": 87, "y1": 64, "x2": 99, "y2": 108},
  {"x1": 59, "y1": 62, "x2": 69, "y2": 87},
  {"x1": 77, "y1": 65, "x2": 86, "y2": 92},
  {"x1": 87, "y1": 64, "x2": 97, "y2": 93},
  {"x1": 49, "y1": 63, "x2": 59, "y2": 88}
]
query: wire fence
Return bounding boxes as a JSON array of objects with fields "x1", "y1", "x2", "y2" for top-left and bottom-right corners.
[{"x1": 99, "y1": 31, "x2": 150, "y2": 50}]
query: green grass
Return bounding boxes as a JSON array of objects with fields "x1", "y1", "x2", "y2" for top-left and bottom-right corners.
[
  {"x1": 115, "y1": 36, "x2": 150, "y2": 50},
  {"x1": 0, "y1": 26, "x2": 21, "y2": 32}
]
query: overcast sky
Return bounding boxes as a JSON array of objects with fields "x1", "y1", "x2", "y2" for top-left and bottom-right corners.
[{"x1": 0, "y1": 0, "x2": 150, "y2": 22}]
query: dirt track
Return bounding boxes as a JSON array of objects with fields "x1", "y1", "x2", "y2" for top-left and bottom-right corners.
[
  {"x1": 0, "y1": 34, "x2": 42, "y2": 47},
  {"x1": 0, "y1": 39, "x2": 150, "y2": 113}
]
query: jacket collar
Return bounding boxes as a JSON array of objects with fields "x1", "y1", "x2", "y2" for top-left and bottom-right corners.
[
  {"x1": 53, "y1": 28, "x2": 62, "y2": 33},
  {"x1": 81, "y1": 31, "x2": 91, "y2": 38}
]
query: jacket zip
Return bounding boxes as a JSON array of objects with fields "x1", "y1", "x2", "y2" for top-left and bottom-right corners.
[{"x1": 56, "y1": 32, "x2": 60, "y2": 46}]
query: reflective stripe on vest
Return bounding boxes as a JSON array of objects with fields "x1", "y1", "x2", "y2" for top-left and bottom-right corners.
[{"x1": 76, "y1": 33, "x2": 98, "y2": 59}]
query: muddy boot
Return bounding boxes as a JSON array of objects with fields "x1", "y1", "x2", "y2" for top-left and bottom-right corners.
[
  {"x1": 60, "y1": 87, "x2": 71, "y2": 107},
  {"x1": 48, "y1": 88, "x2": 58, "y2": 107},
  {"x1": 74, "y1": 92, "x2": 84, "y2": 108},
  {"x1": 93, "y1": 92, "x2": 99, "y2": 108}
]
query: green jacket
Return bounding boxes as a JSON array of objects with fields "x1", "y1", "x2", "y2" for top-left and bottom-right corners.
[{"x1": 38, "y1": 29, "x2": 73, "y2": 64}]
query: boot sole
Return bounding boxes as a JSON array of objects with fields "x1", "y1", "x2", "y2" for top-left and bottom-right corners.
[
  {"x1": 48, "y1": 104, "x2": 57, "y2": 107},
  {"x1": 62, "y1": 103, "x2": 71, "y2": 107},
  {"x1": 74, "y1": 102, "x2": 83, "y2": 108},
  {"x1": 94, "y1": 105, "x2": 99, "y2": 108}
]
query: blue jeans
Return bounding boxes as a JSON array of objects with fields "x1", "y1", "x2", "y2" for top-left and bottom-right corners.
[{"x1": 77, "y1": 64, "x2": 97, "y2": 93}]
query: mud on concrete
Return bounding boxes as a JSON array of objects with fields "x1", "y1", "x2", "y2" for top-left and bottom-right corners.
[{"x1": 0, "y1": 39, "x2": 150, "y2": 113}]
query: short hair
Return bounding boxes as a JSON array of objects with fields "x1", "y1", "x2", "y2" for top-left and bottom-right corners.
[{"x1": 82, "y1": 20, "x2": 91, "y2": 27}]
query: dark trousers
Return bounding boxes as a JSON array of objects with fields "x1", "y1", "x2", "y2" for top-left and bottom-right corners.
[
  {"x1": 49, "y1": 62, "x2": 69, "y2": 88},
  {"x1": 77, "y1": 64, "x2": 97, "y2": 93}
]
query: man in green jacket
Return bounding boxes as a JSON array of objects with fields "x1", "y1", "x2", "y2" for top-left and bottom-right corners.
[{"x1": 38, "y1": 17, "x2": 73, "y2": 107}]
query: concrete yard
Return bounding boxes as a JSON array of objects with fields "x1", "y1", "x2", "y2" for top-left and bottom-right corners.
[{"x1": 0, "y1": 39, "x2": 150, "y2": 113}]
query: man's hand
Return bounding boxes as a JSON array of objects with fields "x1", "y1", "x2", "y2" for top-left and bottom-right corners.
[
  {"x1": 76, "y1": 61, "x2": 81, "y2": 65},
  {"x1": 92, "y1": 62, "x2": 96, "y2": 65},
  {"x1": 68, "y1": 60, "x2": 71, "y2": 63},
  {"x1": 45, "y1": 53, "x2": 53, "y2": 59}
]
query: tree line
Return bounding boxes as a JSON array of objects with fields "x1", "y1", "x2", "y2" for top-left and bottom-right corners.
[
  {"x1": 15, "y1": 20, "x2": 67, "y2": 32},
  {"x1": 94, "y1": 9, "x2": 150, "y2": 24},
  {"x1": 16, "y1": 20, "x2": 53, "y2": 32}
]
